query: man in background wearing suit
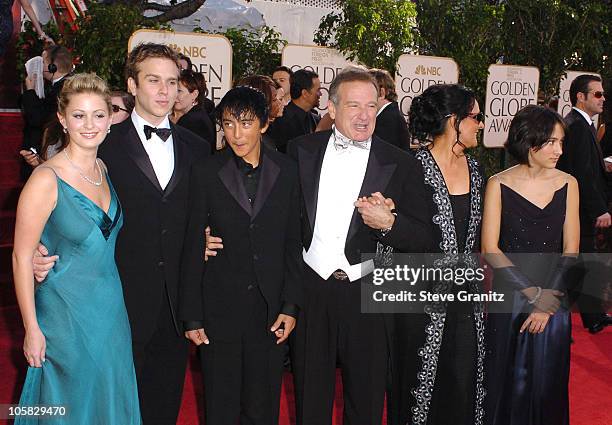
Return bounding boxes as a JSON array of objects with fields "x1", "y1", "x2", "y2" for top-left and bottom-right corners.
[
  {"x1": 180, "y1": 86, "x2": 302, "y2": 425},
  {"x1": 269, "y1": 69, "x2": 321, "y2": 152},
  {"x1": 369, "y1": 68, "x2": 411, "y2": 150},
  {"x1": 34, "y1": 43, "x2": 210, "y2": 424},
  {"x1": 557, "y1": 73, "x2": 611, "y2": 334},
  {"x1": 287, "y1": 67, "x2": 430, "y2": 425},
  {"x1": 20, "y1": 45, "x2": 73, "y2": 167}
]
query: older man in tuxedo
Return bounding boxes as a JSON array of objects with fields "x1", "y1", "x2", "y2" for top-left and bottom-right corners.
[{"x1": 287, "y1": 67, "x2": 430, "y2": 425}]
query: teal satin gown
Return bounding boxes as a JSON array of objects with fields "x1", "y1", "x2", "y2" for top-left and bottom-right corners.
[{"x1": 16, "y1": 169, "x2": 141, "y2": 424}]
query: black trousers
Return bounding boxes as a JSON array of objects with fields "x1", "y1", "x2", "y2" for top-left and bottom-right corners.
[
  {"x1": 292, "y1": 266, "x2": 388, "y2": 425},
  {"x1": 199, "y1": 289, "x2": 284, "y2": 425},
  {"x1": 132, "y1": 298, "x2": 189, "y2": 425},
  {"x1": 569, "y1": 234, "x2": 608, "y2": 328}
]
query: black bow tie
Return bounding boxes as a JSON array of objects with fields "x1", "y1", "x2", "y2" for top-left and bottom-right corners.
[{"x1": 143, "y1": 125, "x2": 172, "y2": 141}]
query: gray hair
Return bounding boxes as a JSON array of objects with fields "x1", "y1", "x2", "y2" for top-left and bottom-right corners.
[{"x1": 328, "y1": 66, "x2": 379, "y2": 105}]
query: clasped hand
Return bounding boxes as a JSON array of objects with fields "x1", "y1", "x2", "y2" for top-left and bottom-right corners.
[{"x1": 354, "y1": 192, "x2": 396, "y2": 230}]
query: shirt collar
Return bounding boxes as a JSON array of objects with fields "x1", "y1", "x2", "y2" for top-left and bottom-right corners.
[
  {"x1": 573, "y1": 106, "x2": 593, "y2": 126},
  {"x1": 232, "y1": 143, "x2": 264, "y2": 173},
  {"x1": 377, "y1": 101, "x2": 392, "y2": 117},
  {"x1": 331, "y1": 125, "x2": 372, "y2": 148},
  {"x1": 131, "y1": 110, "x2": 171, "y2": 143}
]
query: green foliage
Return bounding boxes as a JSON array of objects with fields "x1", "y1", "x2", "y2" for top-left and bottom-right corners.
[
  {"x1": 414, "y1": 0, "x2": 504, "y2": 175},
  {"x1": 314, "y1": 0, "x2": 416, "y2": 72},
  {"x1": 209, "y1": 26, "x2": 286, "y2": 84},
  {"x1": 498, "y1": 0, "x2": 608, "y2": 98},
  {"x1": 68, "y1": 3, "x2": 145, "y2": 90}
]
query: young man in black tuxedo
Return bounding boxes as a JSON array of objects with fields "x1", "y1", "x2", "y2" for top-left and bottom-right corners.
[
  {"x1": 179, "y1": 86, "x2": 302, "y2": 425},
  {"x1": 557, "y1": 74, "x2": 611, "y2": 333},
  {"x1": 34, "y1": 43, "x2": 210, "y2": 424},
  {"x1": 286, "y1": 67, "x2": 430, "y2": 425},
  {"x1": 370, "y1": 68, "x2": 411, "y2": 150}
]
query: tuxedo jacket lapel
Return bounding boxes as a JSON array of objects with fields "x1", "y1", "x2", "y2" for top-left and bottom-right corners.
[
  {"x1": 346, "y1": 137, "x2": 397, "y2": 245},
  {"x1": 298, "y1": 132, "x2": 328, "y2": 232},
  {"x1": 164, "y1": 124, "x2": 188, "y2": 197},
  {"x1": 122, "y1": 121, "x2": 164, "y2": 194},
  {"x1": 252, "y1": 150, "x2": 280, "y2": 221},
  {"x1": 218, "y1": 153, "x2": 252, "y2": 216}
]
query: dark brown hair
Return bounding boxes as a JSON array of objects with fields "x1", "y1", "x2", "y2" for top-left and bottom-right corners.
[
  {"x1": 179, "y1": 69, "x2": 208, "y2": 106},
  {"x1": 124, "y1": 43, "x2": 180, "y2": 85}
]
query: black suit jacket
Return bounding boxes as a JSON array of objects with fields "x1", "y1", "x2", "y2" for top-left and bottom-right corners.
[
  {"x1": 269, "y1": 102, "x2": 320, "y2": 153},
  {"x1": 21, "y1": 76, "x2": 68, "y2": 150},
  {"x1": 374, "y1": 101, "x2": 410, "y2": 151},
  {"x1": 557, "y1": 109, "x2": 607, "y2": 236},
  {"x1": 98, "y1": 118, "x2": 209, "y2": 341},
  {"x1": 176, "y1": 105, "x2": 216, "y2": 155},
  {"x1": 179, "y1": 147, "x2": 303, "y2": 341},
  {"x1": 287, "y1": 130, "x2": 431, "y2": 264}
]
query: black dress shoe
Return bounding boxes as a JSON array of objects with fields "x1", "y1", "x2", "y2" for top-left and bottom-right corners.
[{"x1": 588, "y1": 315, "x2": 612, "y2": 334}]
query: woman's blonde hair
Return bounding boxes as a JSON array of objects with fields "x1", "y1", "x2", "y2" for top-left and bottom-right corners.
[{"x1": 42, "y1": 73, "x2": 112, "y2": 158}]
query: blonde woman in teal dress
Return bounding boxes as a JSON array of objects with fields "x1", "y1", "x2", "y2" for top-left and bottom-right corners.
[{"x1": 12, "y1": 73, "x2": 141, "y2": 424}]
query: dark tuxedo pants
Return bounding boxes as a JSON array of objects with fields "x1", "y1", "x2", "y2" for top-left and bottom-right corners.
[
  {"x1": 132, "y1": 298, "x2": 189, "y2": 425},
  {"x1": 198, "y1": 289, "x2": 285, "y2": 425},
  {"x1": 568, "y1": 234, "x2": 608, "y2": 328},
  {"x1": 292, "y1": 265, "x2": 388, "y2": 425}
]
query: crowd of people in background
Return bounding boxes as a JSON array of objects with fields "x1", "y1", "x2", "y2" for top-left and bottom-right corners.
[{"x1": 12, "y1": 41, "x2": 610, "y2": 425}]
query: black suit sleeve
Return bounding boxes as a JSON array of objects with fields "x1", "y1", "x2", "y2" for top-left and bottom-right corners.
[
  {"x1": 22, "y1": 89, "x2": 57, "y2": 127},
  {"x1": 379, "y1": 161, "x2": 434, "y2": 252},
  {"x1": 179, "y1": 162, "x2": 209, "y2": 323},
  {"x1": 280, "y1": 166, "x2": 304, "y2": 312},
  {"x1": 564, "y1": 125, "x2": 608, "y2": 222}
]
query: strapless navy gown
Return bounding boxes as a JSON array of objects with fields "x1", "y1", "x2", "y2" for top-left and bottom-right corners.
[{"x1": 485, "y1": 183, "x2": 570, "y2": 425}]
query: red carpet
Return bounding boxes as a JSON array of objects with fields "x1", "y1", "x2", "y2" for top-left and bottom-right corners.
[{"x1": 0, "y1": 306, "x2": 609, "y2": 425}]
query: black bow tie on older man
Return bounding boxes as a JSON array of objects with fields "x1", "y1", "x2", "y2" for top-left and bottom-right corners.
[{"x1": 143, "y1": 125, "x2": 172, "y2": 141}]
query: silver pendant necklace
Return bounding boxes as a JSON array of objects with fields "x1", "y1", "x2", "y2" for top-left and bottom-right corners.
[{"x1": 64, "y1": 149, "x2": 103, "y2": 186}]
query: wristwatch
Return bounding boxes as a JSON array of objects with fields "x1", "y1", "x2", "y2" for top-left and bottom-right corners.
[{"x1": 379, "y1": 209, "x2": 397, "y2": 236}]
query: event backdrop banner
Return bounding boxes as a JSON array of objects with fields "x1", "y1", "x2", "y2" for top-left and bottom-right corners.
[
  {"x1": 558, "y1": 70, "x2": 601, "y2": 127},
  {"x1": 395, "y1": 54, "x2": 459, "y2": 118},
  {"x1": 128, "y1": 29, "x2": 232, "y2": 105},
  {"x1": 484, "y1": 64, "x2": 539, "y2": 148},
  {"x1": 281, "y1": 44, "x2": 355, "y2": 112}
]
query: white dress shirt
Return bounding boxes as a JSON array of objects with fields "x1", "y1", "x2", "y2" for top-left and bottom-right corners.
[
  {"x1": 131, "y1": 111, "x2": 175, "y2": 190},
  {"x1": 573, "y1": 106, "x2": 594, "y2": 126},
  {"x1": 376, "y1": 101, "x2": 392, "y2": 117},
  {"x1": 303, "y1": 130, "x2": 374, "y2": 281}
]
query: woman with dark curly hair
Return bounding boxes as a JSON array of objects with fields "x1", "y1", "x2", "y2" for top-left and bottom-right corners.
[{"x1": 389, "y1": 83, "x2": 487, "y2": 425}]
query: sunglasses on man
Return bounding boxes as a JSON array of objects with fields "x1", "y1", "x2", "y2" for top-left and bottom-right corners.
[
  {"x1": 112, "y1": 104, "x2": 129, "y2": 113},
  {"x1": 587, "y1": 91, "x2": 606, "y2": 99}
]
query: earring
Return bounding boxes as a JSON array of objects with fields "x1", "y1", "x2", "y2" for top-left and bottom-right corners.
[
  {"x1": 107, "y1": 127, "x2": 111, "y2": 134},
  {"x1": 63, "y1": 127, "x2": 68, "y2": 134}
]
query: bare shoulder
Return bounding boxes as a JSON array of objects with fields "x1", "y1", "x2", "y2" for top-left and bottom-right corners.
[
  {"x1": 27, "y1": 166, "x2": 58, "y2": 190},
  {"x1": 19, "y1": 166, "x2": 58, "y2": 208},
  {"x1": 549, "y1": 168, "x2": 576, "y2": 188},
  {"x1": 490, "y1": 165, "x2": 520, "y2": 185}
]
